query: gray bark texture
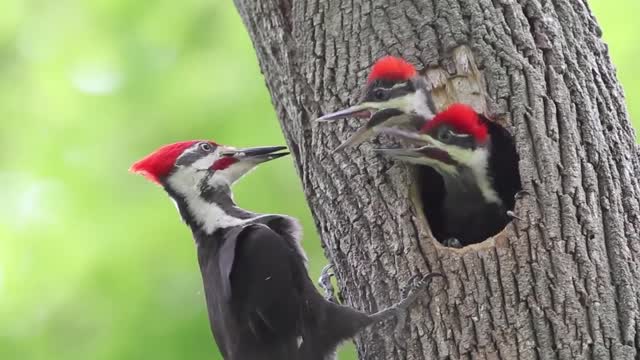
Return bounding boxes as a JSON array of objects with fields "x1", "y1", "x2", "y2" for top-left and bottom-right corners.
[{"x1": 233, "y1": 0, "x2": 640, "y2": 359}]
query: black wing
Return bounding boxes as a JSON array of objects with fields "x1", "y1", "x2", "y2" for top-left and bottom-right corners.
[{"x1": 227, "y1": 223, "x2": 307, "y2": 359}]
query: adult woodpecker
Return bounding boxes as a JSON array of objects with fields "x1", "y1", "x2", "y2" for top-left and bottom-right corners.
[
  {"x1": 374, "y1": 104, "x2": 522, "y2": 247},
  {"x1": 130, "y1": 140, "x2": 442, "y2": 360},
  {"x1": 317, "y1": 56, "x2": 436, "y2": 151}
]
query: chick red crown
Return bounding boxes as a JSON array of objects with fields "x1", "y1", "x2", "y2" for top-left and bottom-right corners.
[
  {"x1": 367, "y1": 56, "x2": 417, "y2": 84},
  {"x1": 421, "y1": 104, "x2": 489, "y2": 142}
]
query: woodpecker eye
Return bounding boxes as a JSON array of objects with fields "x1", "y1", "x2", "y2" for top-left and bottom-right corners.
[
  {"x1": 439, "y1": 130, "x2": 452, "y2": 142},
  {"x1": 373, "y1": 89, "x2": 387, "y2": 101},
  {"x1": 199, "y1": 143, "x2": 213, "y2": 152}
]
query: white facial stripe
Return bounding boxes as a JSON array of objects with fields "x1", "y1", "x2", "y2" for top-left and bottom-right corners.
[
  {"x1": 191, "y1": 153, "x2": 217, "y2": 170},
  {"x1": 410, "y1": 140, "x2": 501, "y2": 205},
  {"x1": 165, "y1": 144, "x2": 283, "y2": 234},
  {"x1": 167, "y1": 167, "x2": 244, "y2": 233},
  {"x1": 467, "y1": 148, "x2": 501, "y2": 204},
  {"x1": 441, "y1": 146, "x2": 501, "y2": 204},
  {"x1": 360, "y1": 101, "x2": 381, "y2": 110},
  {"x1": 404, "y1": 89, "x2": 434, "y2": 119},
  {"x1": 444, "y1": 143, "x2": 474, "y2": 164}
]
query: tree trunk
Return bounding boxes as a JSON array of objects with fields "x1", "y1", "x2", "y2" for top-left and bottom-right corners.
[{"x1": 233, "y1": 0, "x2": 640, "y2": 358}]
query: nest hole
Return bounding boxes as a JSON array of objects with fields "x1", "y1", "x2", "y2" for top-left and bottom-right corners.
[{"x1": 415, "y1": 168, "x2": 519, "y2": 249}]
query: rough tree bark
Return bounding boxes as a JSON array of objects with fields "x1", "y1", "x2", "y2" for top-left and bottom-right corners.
[{"x1": 233, "y1": 0, "x2": 640, "y2": 359}]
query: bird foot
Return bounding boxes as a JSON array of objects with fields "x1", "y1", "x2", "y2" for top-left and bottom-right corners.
[
  {"x1": 391, "y1": 275, "x2": 419, "y2": 352},
  {"x1": 514, "y1": 190, "x2": 531, "y2": 201},
  {"x1": 391, "y1": 273, "x2": 447, "y2": 350},
  {"x1": 506, "y1": 210, "x2": 523, "y2": 221},
  {"x1": 366, "y1": 273, "x2": 446, "y2": 352},
  {"x1": 318, "y1": 264, "x2": 338, "y2": 303},
  {"x1": 510, "y1": 190, "x2": 535, "y2": 223},
  {"x1": 442, "y1": 237, "x2": 463, "y2": 248},
  {"x1": 395, "y1": 273, "x2": 444, "y2": 312}
]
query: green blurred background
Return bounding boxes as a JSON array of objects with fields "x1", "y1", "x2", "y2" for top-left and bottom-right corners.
[{"x1": 0, "y1": 1, "x2": 636, "y2": 359}]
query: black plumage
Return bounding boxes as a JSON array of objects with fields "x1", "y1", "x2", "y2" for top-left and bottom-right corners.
[
  {"x1": 193, "y1": 216, "x2": 388, "y2": 360},
  {"x1": 131, "y1": 141, "x2": 441, "y2": 360},
  {"x1": 416, "y1": 115, "x2": 522, "y2": 247}
]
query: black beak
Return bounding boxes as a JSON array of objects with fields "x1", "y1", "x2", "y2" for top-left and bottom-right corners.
[{"x1": 220, "y1": 146, "x2": 289, "y2": 163}]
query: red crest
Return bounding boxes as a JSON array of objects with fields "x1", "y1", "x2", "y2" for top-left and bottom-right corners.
[
  {"x1": 421, "y1": 104, "x2": 488, "y2": 142},
  {"x1": 130, "y1": 140, "x2": 204, "y2": 184},
  {"x1": 367, "y1": 56, "x2": 417, "y2": 84}
]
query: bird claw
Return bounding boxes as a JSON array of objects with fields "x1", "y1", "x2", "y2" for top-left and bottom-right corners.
[
  {"x1": 506, "y1": 210, "x2": 523, "y2": 221},
  {"x1": 514, "y1": 190, "x2": 531, "y2": 200},
  {"x1": 395, "y1": 273, "x2": 445, "y2": 313},
  {"x1": 442, "y1": 237, "x2": 463, "y2": 248},
  {"x1": 392, "y1": 273, "x2": 446, "y2": 352},
  {"x1": 365, "y1": 272, "x2": 445, "y2": 351},
  {"x1": 400, "y1": 274, "x2": 421, "y2": 298},
  {"x1": 318, "y1": 264, "x2": 338, "y2": 303}
]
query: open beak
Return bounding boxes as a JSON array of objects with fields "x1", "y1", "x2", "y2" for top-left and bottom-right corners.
[
  {"x1": 220, "y1": 145, "x2": 289, "y2": 163},
  {"x1": 317, "y1": 93, "x2": 429, "y2": 152},
  {"x1": 376, "y1": 127, "x2": 433, "y2": 145},
  {"x1": 316, "y1": 103, "x2": 377, "y2": 122},
  {"x1": 328, "y1": 108, "x2": 407, "y2": 152},
  {"x1": 317, "y1": 105, "x2": 413, "y2": 153},
  {"x1": 373, "y1": 146, "x2": 455, "y2": 166},
  {"x1": 374, "y1": 128, "x2": 456, "y2": 166}
]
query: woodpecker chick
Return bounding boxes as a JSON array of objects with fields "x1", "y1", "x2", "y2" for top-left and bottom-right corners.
[
  {"x1": 376, "y1": 104, "x2": 522, "y2": 247},
  {"x1": 317, "y1": 56, "x2": 436, "y2": 151},
  {"x1": 131, "y1": 140, "x2": 443, "y2": 359}
]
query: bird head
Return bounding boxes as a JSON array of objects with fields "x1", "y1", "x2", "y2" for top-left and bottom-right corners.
[
  {"x1": 375, "y1": 104, "x2": 490, "y2": 175},
  {"x1": 317, "y1": 56, "x2": 436, "y2": 151},
  {"x1": 130, "y1": 140, "x2": 289, "y2": 194}
]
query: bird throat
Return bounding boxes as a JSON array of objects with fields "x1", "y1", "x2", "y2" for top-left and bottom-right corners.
[{"x1": 166, "y1": 181, "x2": 257, "y2": 235}]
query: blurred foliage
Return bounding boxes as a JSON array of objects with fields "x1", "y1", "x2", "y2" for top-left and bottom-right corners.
[{"x1": 0, "y1": 0, "x2": 636, "y2": 359}]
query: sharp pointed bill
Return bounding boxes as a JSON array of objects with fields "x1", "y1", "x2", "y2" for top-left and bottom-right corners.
[
  {"x1": 377, "y1": 127, "x2": 433, "y2": 145},
  {"x1": 376, "y1": 125, "x2": 476, "y2": 169},
  {"x1": 330, "y1": 108, "x2": 407, "y2": 152},
  {"x1": 317, "y1": 56, "x2": 437, "y2": 151},
  {"x1": 316, "y1": 103, "x2": 374, "y2": 122},
  {"x1": 331, "y1": 125, "x2": 373, "y2": 153},
  {"x1": 374, "y1": 144, "x2": 457, "y2": 175},
  {"x1": 220, "y1": 145, "x2": 289, "y2": 163}
]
